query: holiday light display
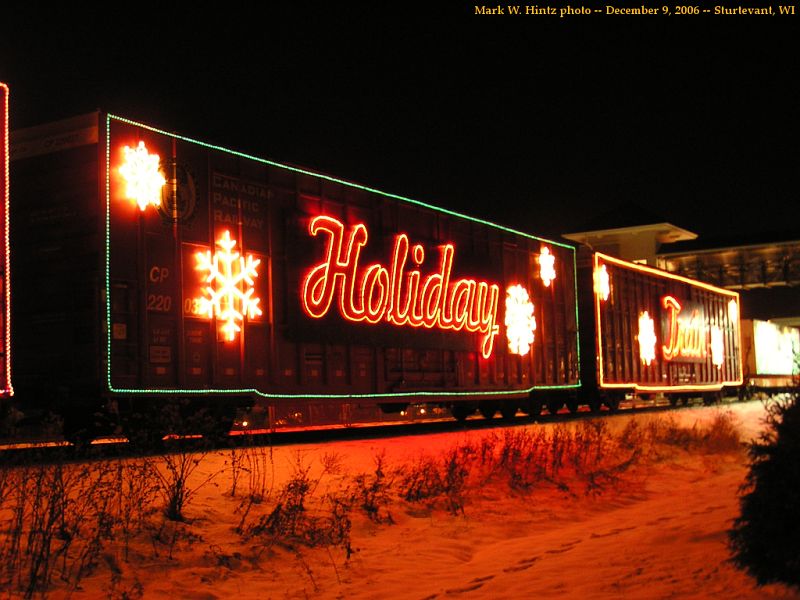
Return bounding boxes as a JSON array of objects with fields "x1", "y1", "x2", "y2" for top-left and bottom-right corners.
[
  {"x1": 119, "y1": 141, "x2": 166, "y2": 211},
  {"x1": 661, "y1": 295, "x2": 707, "y2": 361},
  {"x1": 0, "y1": 83, "x2": 11, "y2": 395},
  {"x1": 593, "y1": 253, "x2": 742, "y2": 392},
  {"x1": 710, "y1": 325, "x2": 724, "y2": 368},
  {"x1": 637, "y1": 311, "x2": 657, "y2": 366},
  {"x1": 301, "y1": 215, "x2": 501, "y2": 358},
  {"x1": 538, "y1": 246, "x2": 556, "y2": 287},
  {"x1": 594, "y1": 264, "x2": 610, "y2": 301},
  {"x1": 505, "y1": 284, "x2": 536, "y2": 356},
  {"x1": 728, "y1": 299, "x2": 739, "y2": 324},
  {"x1": 104, "y1": 114, "x2": 580, "y2": 401},
  {"x1": 195, "y1": 230, "x2": 262, "y2": 341}
]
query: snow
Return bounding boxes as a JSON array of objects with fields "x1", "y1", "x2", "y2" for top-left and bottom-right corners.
[{"x1": 4, "y1": 400, "x2": 800, "y2": 599}]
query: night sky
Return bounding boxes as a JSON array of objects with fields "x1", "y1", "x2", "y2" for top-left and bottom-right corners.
[{"x1": 1, "y1": 5, "x2": 797, "y2": 241}]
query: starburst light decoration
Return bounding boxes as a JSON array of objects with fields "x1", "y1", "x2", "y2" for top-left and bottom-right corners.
[
  {"x1": 505, "y1": 284, "x2": 536, "y2": 356},
  {"x1": 710, "y1": 325, "x2": 725, "y2": 368},
  {"x1": 637, "y1": 311, "x2": 657, "y2": 366},
  {"x1": 538, "y1": 246, "x2": 556, "y2": 287},
  {"x1": 119, "y1": 141, "x2": 166, "y2": 211},
  {"x1": 594, "y1": 264, "x2": 610, "y2": 301},
  {"x1": 195, "y1": 230, "x2": 262, "y2": 341}
]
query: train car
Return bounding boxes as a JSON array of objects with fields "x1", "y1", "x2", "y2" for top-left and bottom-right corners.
[
  {"x1": 577, "y1": 249, "x2": 743, "y2": 409},
  {"x1": 740, "y1": 319, "x2": 799, "y2": 396},
  {"x1": 0, "y1": 83, "x2": 11, "y2": 403},
  {"x1": 9, "y1": 113, "x2": 580, "y2": 441}
]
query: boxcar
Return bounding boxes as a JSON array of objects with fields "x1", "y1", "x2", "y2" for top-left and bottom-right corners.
[
  {"x1": 740, "y1": 319, "x2": 799, "y2": 396},
  {"x1": 577, "y1": 249, "x2": 743, "y2": 409},
  {"x1": 9, "y1": 113, "x2": 580, "y2": 439}
]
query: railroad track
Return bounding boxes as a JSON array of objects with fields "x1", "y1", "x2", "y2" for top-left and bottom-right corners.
[{"x1": 0, "y1": 395, "x2": 752, "y2": 465}]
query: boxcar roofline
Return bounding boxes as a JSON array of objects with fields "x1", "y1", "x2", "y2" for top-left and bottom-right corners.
[{"x1": 104, "y1": 114, "x2": 582, "y2": 399}]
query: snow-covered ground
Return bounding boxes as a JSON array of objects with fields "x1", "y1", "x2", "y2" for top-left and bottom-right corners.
[{"x1": 3, "y1": 400, "x2": 799, "y2": 599}]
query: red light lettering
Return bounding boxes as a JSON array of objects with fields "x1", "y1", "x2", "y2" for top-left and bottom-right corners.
[
  {"x1": 662, "y1": 295, "x2": 707, "y2": 361},
  {"x1": 302, "y1": 216, "x2": 500, "y2": 358}
]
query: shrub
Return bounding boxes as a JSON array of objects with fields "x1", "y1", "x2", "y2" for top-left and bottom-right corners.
[{"x1": 729, "y1": 395, "x2": 800, "y2": 589}]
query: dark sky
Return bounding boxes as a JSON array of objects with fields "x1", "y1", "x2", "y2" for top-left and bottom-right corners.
[{"x1": 1, "y1": 5, "x2": 797, "y2": 240}]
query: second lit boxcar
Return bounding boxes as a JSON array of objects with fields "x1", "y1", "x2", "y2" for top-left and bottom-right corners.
[
  {"x1": 577, "y1": 250, "x2": 743, "y2": 409},
  {"x1": 10, "y1": 113, "x2": 580, "y2": 438}
]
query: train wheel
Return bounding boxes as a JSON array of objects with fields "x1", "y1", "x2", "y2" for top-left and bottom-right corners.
[
  {"x1": 587, "y1": 398, "x2": 601, "y2": 413},
  {"x1": 702, "y1": 392, "x2": 722, "y2": 406},
  {"x1": 566, "y1": 399, "x2": 579, "y2": 414},
  {"x1": 547, "y1": 399, "x2": 564, "y2": 415},
  {"x1": 479, "y1": 402, "x2": 498, "y2": 420},
  {"x1": 451, "y1": 404, "x2": 474, "y2": 422},
  {"x1": 500, "y1": 403, "x2": 517, "y2": 420},
  {"x1": 668, "y1": 395, "x2": 679, "y2": 407},
  {"x1": 604, "y1": 394, "x2": 621, "y2": 412},
  {"x1": 524, "y1": 398, "x2": 543, "y2": 417},
  {"x1": 62, "y1": 412, "x2": 99, "y2": 448}
]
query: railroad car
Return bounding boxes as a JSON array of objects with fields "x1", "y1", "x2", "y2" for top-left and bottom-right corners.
[
  {"x1": 6, "y1": 111, "x2": 747, "y2": 442},
  {"x1": 8, "y1": 113, "x2": 580, "y2": 441},
  {"x1": 576, "y1": 250, "x2": 743, "y2": 409},
  {"x1": 740, "y1": 319, "x2": 798, "y2": 396}
]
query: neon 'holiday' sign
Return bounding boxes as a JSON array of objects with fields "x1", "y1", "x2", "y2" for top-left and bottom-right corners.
[{"x1": 301, "y1": 215, "x2": 501, "y2": 358}]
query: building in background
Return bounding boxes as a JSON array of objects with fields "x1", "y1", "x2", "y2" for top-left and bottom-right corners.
[{"x1": 562, "y1": 203, "x2": 696, "y2": 267}]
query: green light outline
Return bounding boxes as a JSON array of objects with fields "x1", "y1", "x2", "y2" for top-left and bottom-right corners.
[{"x1": 105, "y1": 114, "x2": 581, "y2": 399}]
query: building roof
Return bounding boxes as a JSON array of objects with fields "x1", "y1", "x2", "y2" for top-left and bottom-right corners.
[{"x1": 659, "y1": 229, "x2": 800, "y2": 256}]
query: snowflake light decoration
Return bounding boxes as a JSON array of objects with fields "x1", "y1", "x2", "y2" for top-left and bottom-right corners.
[
  {"x1": 538, "y1": 246, "x2": 556, "y2": 287},
  {"x1": 594, "y1": 264, "x2": 610, "y2": 301},
  {"x1": 505, "y1": 284, "x2": 536, "y2": 356},
  {"x1": 710, "y1": 325, "x2": 725, "y2": 368},
  {"x1": 637, "y1": 311, "x2": 657, "y2": 366},
  {"x1": 727, "y1": 299, "x2": 739, "y2": 324},
  {"x1": 119, "y1": 141, "x2": 166, "y2": 211},
  {"x1": 195, "y1": 230, "x2": 262, "y2": 341}
]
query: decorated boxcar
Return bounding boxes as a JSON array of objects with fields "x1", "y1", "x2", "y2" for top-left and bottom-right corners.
[
  {"x1": 740, "y1": 319, "x2": 798, "y2": 395},
  {"x1": 577, "y1": 250, "x2": 743, "y2": 409},
  {"x1": 9, "y1": 113, "x2": 579, "y2": 440}
]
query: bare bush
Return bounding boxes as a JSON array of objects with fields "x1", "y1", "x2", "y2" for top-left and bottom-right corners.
[
  {"x1": 242, "y1": 456, "x2": 353, "y2": 558},
  {"x1": 352, "y1": 451, "x2": 394, "y2": 524}
]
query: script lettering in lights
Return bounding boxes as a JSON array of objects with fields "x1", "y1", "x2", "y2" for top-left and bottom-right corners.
[
  {"x1": 594, "y1": 264, "x2": 610, "y2": 301},
  {"x1": 118, "y1": 141, "x2": 166, "y2": 211},
  {"x1": 301, "y1": 215, "x2": 500, "y2": 358},
  {"x1": 505, "y1": 284, "x2": 536, "y2": 356},
  {"x1": 637, "y1": 311, "x2": 657, "y2": 366},
  {"x1": 538, "y1": 246, "x2": 556, "y2": 287},
  {"x1": 661, "y1": 295, "x2": 707, "y2": 361},
  {"x1": 194, "y1": 230, "x2": 262, "y2": 341}
]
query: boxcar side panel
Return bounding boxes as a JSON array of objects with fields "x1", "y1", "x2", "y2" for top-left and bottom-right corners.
[
  {"x1": 588, "y1": 252, "x2": 742, "y2": 393},
  {"x1": 106, "y1": 116, "x2": 580, "y2": 403}
]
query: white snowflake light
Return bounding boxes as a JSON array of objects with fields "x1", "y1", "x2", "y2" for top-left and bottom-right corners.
[
  {"x1": 119, "y1": 141, "x2": 166, "y2": 211},
  {"x1": 505, "y1": 284, "x2": 536, "y2": 356},
  {"x1": 637, "y1": 311, "x2": 657, "y2": 366},
  {"x1": 594, "y1": 264, "x2": 610, "y2": 301},
  {"x1": 538, "y1": 246, "x2": 556, "y2": 287},
  {"x1": 195, "y1": 230, "x2": 262, "y2": 341},
  {"x1": 710, "y1": 325, "x2": 725, "y2": 368},
  {"x1": 728, "y1": 299, "x2": 739, "y2": 324}
]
